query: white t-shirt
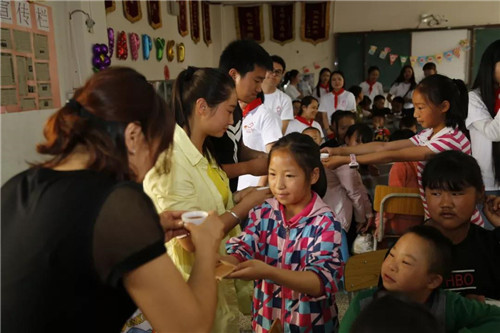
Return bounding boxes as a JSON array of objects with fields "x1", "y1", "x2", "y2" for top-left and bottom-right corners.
[
  {"x1": 389, "y1": 82, "x2": 414, "y2": 109},
  {"x1": 284, "y1": 119, "x2": 324, "y2": 139},
  {"x1": 466, "y1": 89, "x2": 500, "y2": 191},
  {"x1": 284, "y1": 84, "x2": 301, "y2": 100},
  {"x1": 318, "y1": 90, "x2": 356, "y2": 125},
  {"x1": 312, "y1": 86, "x2": 329, "y2": 100},
  {"x1": 264, "y1": 90, "x2": 294, "y2": 127},
  {"x1": 359, "y1": 81, "x2": 384, "y2": 102},
  {"x1": 238, "y1": 104, "x2": 282, "y2": 190}
]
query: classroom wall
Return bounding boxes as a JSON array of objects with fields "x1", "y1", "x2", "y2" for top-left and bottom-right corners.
[
  {"x1": 2, "y1": 0, "x2": 500, "y2": 184},
  {"x1": 333, "y1": 1, "x2": 500, "y2": 33}
]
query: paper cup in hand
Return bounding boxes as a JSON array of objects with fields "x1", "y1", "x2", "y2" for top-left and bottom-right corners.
[
  {"x1": 320, "y1": 153, "x2": 329, "y2": 160},
  {"x1": 181, "y1": 211, "x2": 208, "y2": 225},
  {"x1": 177, "y1": 211, "x2": 208, "y2": 238}
]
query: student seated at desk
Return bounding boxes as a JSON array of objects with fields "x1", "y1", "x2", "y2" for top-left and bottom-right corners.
[
  {"x1": 340, "y1": 225, "x2": 500, "y2": 333},
  {"x1": 423, "y1": 151, "x2": 500, "y2": 301}
]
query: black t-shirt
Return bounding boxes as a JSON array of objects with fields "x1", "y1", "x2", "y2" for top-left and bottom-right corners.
[
  {"x1": 1, "y1": 168, "x2": 165, "y2": 332},
  {"x1": 211, "y1": 103, "x2": 243, "y2": 191},
  {"x1": 442, "y1": 224, "x2": 500, "y2": 299}
]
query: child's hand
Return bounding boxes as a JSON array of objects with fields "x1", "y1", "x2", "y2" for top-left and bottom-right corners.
[
  {"x1": 233, "y1": 186, "x2": 257, "y2": 204},
  {"x1": 227, "y1": 259, "x2": 272, "y2": 280},
  {"x1": 483, "y1": 195, "x2": 500, "y2": 228},
  {"x1": 321, "y1": 155, "x2": 349, "y2": 170}
]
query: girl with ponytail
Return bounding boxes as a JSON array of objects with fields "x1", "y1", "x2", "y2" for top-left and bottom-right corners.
[{"x1": 143, "y1": 66, "x2": 272, "y2": 333}]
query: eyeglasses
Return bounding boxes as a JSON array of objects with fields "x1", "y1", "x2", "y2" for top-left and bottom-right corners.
[{"x1": 270, "y1": 69, "x2": 283, "y2": 76}]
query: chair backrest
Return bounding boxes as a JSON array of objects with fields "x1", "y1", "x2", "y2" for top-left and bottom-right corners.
[
  {"x1": 373, "y1": 185, "x2": 424, "y2": 216},
  {"x1": 344, "y1": 250, "x2": 387, "y2": 292}
]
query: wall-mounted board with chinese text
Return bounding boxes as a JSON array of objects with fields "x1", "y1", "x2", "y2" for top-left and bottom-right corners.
[{"x1": 0, "y1": 1, "x2": 60, "y2": 113}]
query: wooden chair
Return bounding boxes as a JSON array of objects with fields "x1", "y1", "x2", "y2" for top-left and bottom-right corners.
[
  {"x1": 373, "y1": 185, "x2": 425, "y2": 250},
  {"x1": 344, "y1": 249, "x2": 387, "y2": 293}
]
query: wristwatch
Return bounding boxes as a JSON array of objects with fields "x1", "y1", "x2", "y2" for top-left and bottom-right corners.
[{"x1": 349, "y1": 154, "x2": 359, "y2": 169}]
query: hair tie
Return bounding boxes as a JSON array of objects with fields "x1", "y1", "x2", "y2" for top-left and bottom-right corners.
[
  {"x1": 65, "y1": 98, "x2": 122, "y2": 136},
  {"x1": 185, "y1": 66, "x2": 198, "y2": 81}
]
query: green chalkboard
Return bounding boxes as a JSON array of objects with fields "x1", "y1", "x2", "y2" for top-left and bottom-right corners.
[
  {"x1": 471, "y1": 27, "x2": 500, "y2": 84},
  {"x1": 336, "y1": 31, "x2": 412, "y2": 92},
  {"x1": 336, "y1": 33, "x2": 364, "y2": 89}
]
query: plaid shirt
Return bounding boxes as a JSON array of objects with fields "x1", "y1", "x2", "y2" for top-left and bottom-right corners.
[{"x1": 226, "y1": 193, "x2": 343, "y2": 333}]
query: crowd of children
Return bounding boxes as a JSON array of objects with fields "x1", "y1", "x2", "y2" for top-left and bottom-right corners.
[{"x1": 2, "y1": 36, "x2": 500, "y2": 333}]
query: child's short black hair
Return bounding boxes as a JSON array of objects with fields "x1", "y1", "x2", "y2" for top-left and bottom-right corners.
[
  {"x1": 406, "y1": 225, "x2": 453, "y2": 278},
  {"x1": 302, "y1": 126, "x2": 321, "y2": 136},
  {"x1": 399, "y1": 116, "x2": 418, "y2": 130},
  {"x1": 345, "y1": 124, "x2": 373, "y2": 144},
  {"x1": 330, "y1": 110, "x2": 355, "y2": 126},
  {"x1": 372, "y1": 114, "x2": 385, "y2": 122},
  {"x1": 390, "y1": 129, "x2": 415, "y2": 141},
  {"x1": 373, "y1": 95, "x2": 385, "y2": 103},
  {"x1": 392, "y1": 96, "x2": 404, "y2": 105},
  {"x1": 360, "y1": 95, "x2": 371, "y2": 108},
  {"x1": 422, "y1": 150, "x2": 484, "y2": 193},
  {"x1": 271, "y1": 55, "x2": 286, "y2": 72},
  {"x1": 423, "y1": 62, "x2": 437, "y2": 71},
  {"x1": 219, "y1": 40, "x2": 273, "y2": 76},
  {"x1": 367, "y1": 66, "x2": 380, "y2": 75},
  {"x1": 269, "y1": 132, "x2": 327, "y2": 197}
]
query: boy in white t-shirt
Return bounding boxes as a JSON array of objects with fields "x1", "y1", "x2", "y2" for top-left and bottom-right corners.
[
  {"x1": 262, "y1": 55, "x2": 294, "y2": 134},
  {"x1": 238, "y1": 95, "x2": 283, "y2": 190}
]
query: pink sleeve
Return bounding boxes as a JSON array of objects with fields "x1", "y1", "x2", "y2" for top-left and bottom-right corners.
[{"x1": 338, "y1": 166, "x2": 373, "y2": 222}]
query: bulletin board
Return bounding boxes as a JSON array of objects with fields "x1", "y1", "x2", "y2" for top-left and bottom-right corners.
[{"x1": 0, "y1": 1, "x2": 60, "y2": 113}]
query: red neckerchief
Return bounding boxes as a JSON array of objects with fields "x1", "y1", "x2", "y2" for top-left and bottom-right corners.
[
  {"x1": 332, "y1": 88, "x2": 345, "y2": 108},
  {"x1": 320, "y1": 83, "x2": 330, "y2": 92},
  {"x1": 295, "y1": 115, "x2": 313, "y2": 126},
  {"x1": 495, "y1": 87, "x2": 500, "y2": 115},
  {"x1": 242, "y1": 97, "x2": 263, "y2": 118},
  {"x1": 365, "y1": 80, "x2": 376, "y2": 94}
]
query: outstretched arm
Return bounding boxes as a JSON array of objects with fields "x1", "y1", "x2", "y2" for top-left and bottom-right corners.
[
  {"x1": 322, "y1": 139, "x2": 414, "y2": 157},
  {"x1": 323, "y1": 145, "x2": 433, "y2": 170}
]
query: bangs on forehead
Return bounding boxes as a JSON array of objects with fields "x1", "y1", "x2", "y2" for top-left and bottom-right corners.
[{"x1": 424, "y1": 166, "x2": 471, "y2": 192}]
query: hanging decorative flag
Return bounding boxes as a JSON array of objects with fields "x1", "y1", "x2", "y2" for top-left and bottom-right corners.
[
  {"x1": 313, "y1": 61, "x2": 320, "y2": 69},
  {"x1": 379, "y1": 47, "x2": 391, "y2": 59},
  {"x1": 368, "y1": 45, "x2": 377, "y2": 55},
  {"x1": 435, "y1": 53, "x2": 443, "y2": 64},
  {"x1": 301, "y1": 2, "x2": 330, "y2": 45},
  {"x1": 459, "y1": 39, "x2": 470, "y2": 51},
  {"x1": 444, "y1": 50, "x2": 453, "y2": 61},
  {"x1": 302, "y1": 66, "x2": 310, "y2": 73},
  {"x1": 453, "y1": 47, "x2": 461, "y2": 58},
  {"x1": 235, "y1": 5, "x2": 264, "y2": 43},
  {"x1": 155, "y1": 37, "x2": 166, "y2": 61},
  {"x1": 201, "y1": 0, "x2": 212, "y2": 46},
  {"x1": 389, "y1": 54, "x2": 398, "y2": 65},
  {"x1": 400, "y1": 56, "x2": 408, "y2": 66},
  {"x1": 410, "y1": 56, "x2": 417, "y2": 67},
  {"x1": 270, "y1": 3, "x2": 294, "y2": 45},
  {"x1": 417, "y1": 56, "x2": 426, "y2": 67},
  {"x1": 426, "y1": 55, "x2": 434, "y2": 63}
]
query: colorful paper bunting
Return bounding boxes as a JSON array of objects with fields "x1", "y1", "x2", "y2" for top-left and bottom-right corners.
[
  {"x1": 410, "y1": 56, "x2": 417, "y2": 67},
  {"x1": 453, "y1": 47, "x2": 461, "y2": 58},
  {"x1": 389, "y1": 54, "x2": 398, "y2": 65},
  {"x1": 417, "y1": 56, "x2": 426, "y2": 67},
  {"x1": 368, "y1": 45, "x2": 377, "y2": 55},
  {"x1": 426, "y1": 55, "x2": 434, "y2": 63},
  {"x1": 444, "y1": 50, "x2": 453, "y2": 61},
  {"x1": 379, "y1": 47, "x2": 391, "y2": 59},
  {"x1": 400, "y1": 56, "x2": 408, "y2": 66},
  {"x1": 435, "y1": 53, "x2": 443, "y2": 64}
]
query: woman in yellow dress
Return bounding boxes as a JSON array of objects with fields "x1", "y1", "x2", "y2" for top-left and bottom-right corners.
[{"x1": 143, "y1": 67, "x2": 271, "y2": 333}]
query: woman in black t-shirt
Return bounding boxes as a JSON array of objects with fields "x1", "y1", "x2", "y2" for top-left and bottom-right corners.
[{"x1": 1, "y1": 67, "x2": 224, "y2": 332}]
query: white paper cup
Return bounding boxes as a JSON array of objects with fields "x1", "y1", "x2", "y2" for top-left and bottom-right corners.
[
  {"x1": 181, "y1": 211, "x2": 208, "y2": 225},
  {"x1": 320, "y1": 153, "x2": 329, "y2": 160}
]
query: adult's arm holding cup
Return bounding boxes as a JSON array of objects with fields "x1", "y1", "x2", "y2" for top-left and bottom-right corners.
[{"x1": 124, "y1": 211, "x2": 224, "y2": 332}]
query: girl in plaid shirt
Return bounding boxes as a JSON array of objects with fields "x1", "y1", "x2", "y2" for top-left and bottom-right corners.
[{"x1": 225, "y1": 133, "x2": 343, "y2": 333}]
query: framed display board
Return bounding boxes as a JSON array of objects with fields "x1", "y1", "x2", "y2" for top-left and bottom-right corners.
[{"x1": 0, "y1": 1, "x2": 60, "y2": 113}]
